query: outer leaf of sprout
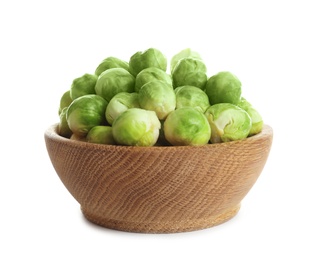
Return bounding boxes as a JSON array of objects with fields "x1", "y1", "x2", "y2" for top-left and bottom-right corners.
[
  {"x1": 95, "y1": 68, "x2": 135, "y2": 102},
  {"x1": 164, "y1": 107, "x2": 211, "y2": 146},
  {"x1": 135, "y1": 67, "x2": 172, "y2": 92},
  {"x1": 129, "y1": 48, "x2": 167, "y2": 76},
  {"x1": 205, "y1": 71, "x2": 242, "y2": 105},
  {"x1": 138, "y1": 80, "x2": 176, "y2": 120},
  {"x1": 204, "y1": 103, "x2": 251, "y2": 143},
  {"x1": 170, "y1": 48, "x2": 202, "y2": 73},
  {"x1": 95, "y1": 57, "x2": 130, "y2": 76},
  {"x1": 66, "y1": 94, "x2": 108, "y2": 137},
  {"x1": 112, "y1": 108, "x2": 161, "y2": 146},
  {"x1": 58, "y1": 90, "x2": 73, "y2": 115},
  {"x1": 70, "y1": 73, "x2": 97, "y2": 100},
  {"x1": 175, "y1": 85, "x2": 210, "y2": 113},
  {"x1": 105, "y1": 92, "x2": 140, "y2": 125},
  {"x1": 172, "y1": 58, "x2": 207, "y2": 90},
  {"x1": 86, "y1": 126, "x2": 115, "y2": 144},
  {"x1": 237, "y1": 97, "x2": 263, "y2": 135},
  {"x1": 58, "y1": 107, "x2": 72, "y2": 138}
]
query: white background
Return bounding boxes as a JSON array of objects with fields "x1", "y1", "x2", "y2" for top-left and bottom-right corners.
[{"x1": 1, "y1": 0, "x2": 316, "y2": 259}]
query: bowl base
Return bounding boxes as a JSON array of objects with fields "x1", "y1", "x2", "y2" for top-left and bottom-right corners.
[{"x1": 81, "y1": 204, "x2": 241, "y2": 233}]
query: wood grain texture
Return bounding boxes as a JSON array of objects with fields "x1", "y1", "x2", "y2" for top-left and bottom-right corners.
[{"x1": 45, "y1": 124, "x2": 273, "y2": 233}]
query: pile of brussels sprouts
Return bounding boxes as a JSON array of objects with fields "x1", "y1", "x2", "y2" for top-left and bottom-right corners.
[{"x1": 58, "y1": 48, "x2": 263, "y2": 146}]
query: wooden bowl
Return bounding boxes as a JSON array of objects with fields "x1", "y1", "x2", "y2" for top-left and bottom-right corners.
[{"x1": 44, "y1": 124, "x2": 273, "y2": 233}]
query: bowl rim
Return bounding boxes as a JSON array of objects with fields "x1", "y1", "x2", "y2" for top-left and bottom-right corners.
[{"x1": 45, "y1": 123, "x2": 273, "y2": 151}]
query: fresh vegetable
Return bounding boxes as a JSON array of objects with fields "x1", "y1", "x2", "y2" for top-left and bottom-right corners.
[
  {"x1": 95, "y1": 68, "x2": 135, "y2": 102},
  {"x1": 58, "y1": 90, "x2": 73, "y2": 115},
  {"x1": 86, "y1": 126, "x2": 115, "y2": 144},
  {"x1": 175, "y1": 85, "x2": 210, "y2": 113},
  {"x1": 204, "y1": 103, "x2": 252, "y2": 143},
  {"x1": 66, "y1": 94, "x2": 108, "y2": 137},
  {"x1": 95, "y1": 57, "x2": 130, "y2": 76},
  {"x1": 135, "y1": 67, "x2": 172, "y2": 92},
  {"x1": 172, "y1": 57, "x2": 207, "y2": 90},
  {"x1": 70, "y1": 73, "x2": 97, "y2": 100},
  {"x1": 170, "y1": 48, "x2": 202, "y2": 73},
  {"x1": 237, "y1": 97, "x2": 263, "y2": 135},
  {"x1": 112, "y1": 108, "x2": 161, "y2": 146},
  {"x1": 205, "y1": 71, "x2": 242, "y2": 105},
  {"x1": 58, "y1": 107, "x2": 72, "y2": 138},
  {"x1": 105, "y1": 92, "x2": 140, "y2": 125},
  {"x1": 129, "y1": 48, "x2": 167, "y2": 77},
  {"x1": 56, "y1": 48, "x2": 264, "y2": 146},
  {"x1": 138, "y1": 80, "x2": 176, "y2": 120},
  {"x1": 164, "y1": 107, "x2": 211, "y2": 146}
]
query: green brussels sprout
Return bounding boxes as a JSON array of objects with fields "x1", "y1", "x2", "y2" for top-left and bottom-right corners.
[
  {"x1": 58, "y1": 107, "x2": 72, "y2": 138},
  {"x1": 112, "y1": 108, "x2": 161, "y2": 146},
  {"x1": 105, "y1": 92, "x2": 140, "y2": 125},
  {"x1": 172, "y1": 57, "x2": 207, "y2": 90},
  {"x1": 70, "y1": 73, "x2": 97, "y2": 100},
  {"x1": 204, "y1": 103, "x2": 251, "y2": 143},
  {"x1": 95, "y1": 57, "x2": 130, "y2": 76},
  {"x1": 170, "y1": 48, "x2": 202, "y2": 73},
  {"x1": 175, "y1": 85, "x2": 210, "y2": 113},
  {"x1": 164, "y1": 107, "x2": 211, "y2": 146},
  {"x1": 58, "y1": 90, "x2": 73, "y2": 115},
  {"x1": 135, "y1": 67, "x2": 172, "y2": 92},
  {"x1": 66, "y1": 94, "x2": 108, "y2": 137},
  {"x1": 70, "y1": 134, "x2": 86, "y2": 142},
  {"x1": 86, "y1": 126, "x2": 115, "y2": 144},
  {"x1": 205, "y1": 71, "x2": 242, "y2": 105},
  {"x1": 237, "y1": 97, "x2": 263, "y2": 135},
  {"x1": 95, "y1": 68, "x2": 135, "y2": 102},
  {"x1": 129, "y1": 48, "x2": 167, "y2": 76},
  {"x1": 138, "y1": 80, "x2": 176, "y2": 120}
]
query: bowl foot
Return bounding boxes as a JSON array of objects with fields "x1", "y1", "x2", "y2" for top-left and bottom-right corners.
[{"x1": 81, "y1": 204, "x2": 241, "y2": 233}]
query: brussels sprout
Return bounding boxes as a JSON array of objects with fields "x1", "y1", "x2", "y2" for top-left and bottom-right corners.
[
  {"x1": 205, "y1": 71, "x2": 242, "y2": 105},
  {"x1": 164, "y1": 107, "x2": 211, "y2": 146},
  {"x1": 105, "y1": 92, "x2": 140, "y2": 125},
  {"x1": 170, "y1": 48, "x2": 202, "y2": 73},
  {"x1": 175, "y1": 85, "x2": 210, "y2": 113},
  {"x1": 86, "y1": 126, "x2": 115, "y2": 144},
  {"x1": 135, "y1": 67, "x2": 172, "y2": 92},
  {"x1": 236, "y1": 96, "x2": 252, "y2": 108},
  {"x1": 58, "y1": 107, "x2": 72, "y2": 138},
  {"x1": 237, "y1": 97, "x2": 263, "y2": 135},
  {"x1": 66, "y1": 94, "x2": 108, "y2": 137},
  {"x1": 70, "y1": 73, "x2": 97, "y2": 100},
  {"x1": 58, "y1": 90, "x2": 73, "y2": 115},
  {"x1": 70, "y1": 134, "x2": 86, "y2": 142},
  {"x1": 95, "y1": 68, "x2": 135, "y2": 102},
  {"x1": 129, "y1": 48, "x2": 167, "y2": 76},
  {"x1": 138, "y1": 80, "x2": 176, "y2": 120},
  {"x1": 95, "y1": 57, "x2": 130, "y2": 76},
  {"x1": 112, "y1": 108, "x2": 161, "y2": 146},
  {"x1": 172, "y1": 58, "x2": 207, "y2": 90},
  {"x1": 204, "y1": 103, "x2": 251, "y2": 143}
]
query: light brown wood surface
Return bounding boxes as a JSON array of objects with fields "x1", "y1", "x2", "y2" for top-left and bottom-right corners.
[{"x1": 45, "y1": 124, "x2": 273, "y2": 233}]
